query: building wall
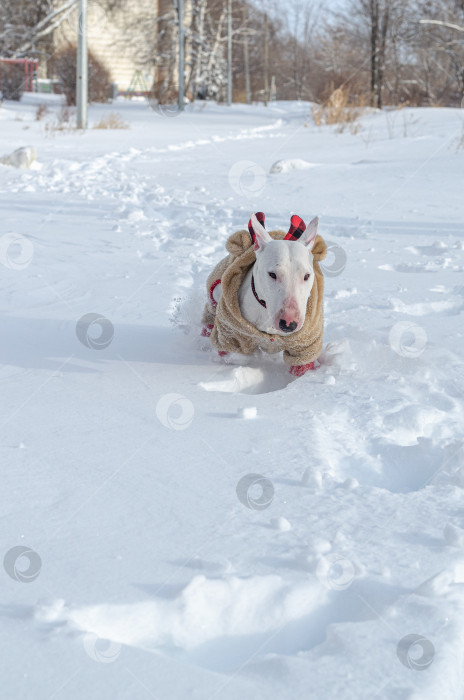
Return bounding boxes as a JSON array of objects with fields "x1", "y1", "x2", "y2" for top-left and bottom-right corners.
[{"x1": 53, "y1": 0, "x2": 159, "y2": 92}]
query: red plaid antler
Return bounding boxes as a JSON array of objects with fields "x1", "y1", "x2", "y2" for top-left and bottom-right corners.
[
  {"x1": 284, "y1": 215, "x2": 306, "y2": 241},
  {"x1": 248, "y1": 212, "x2": 265, "y2": 244}
]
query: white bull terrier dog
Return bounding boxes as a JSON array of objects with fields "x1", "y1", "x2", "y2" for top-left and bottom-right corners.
[
  {"x1": 239, "y1": 213, "x2": 319, "y2": 335},
  {"x1": 202, "y1": 212, "x2": 327, "y2": 377}
]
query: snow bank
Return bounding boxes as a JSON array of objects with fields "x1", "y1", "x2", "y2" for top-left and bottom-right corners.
[
  {"x1": 0, "y1": 145, "x2": 37, "y2": 169},
  {"x1": 38, "y1": 574, "x2": 327, "y2": 659},
  {"x1": 269, "y1": 158, "x2": 317, "y2": 174}
]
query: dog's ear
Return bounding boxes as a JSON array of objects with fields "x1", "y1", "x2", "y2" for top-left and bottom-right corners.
[
  {"x1": 300, "y1": 216, "x2": 319, "y2": 251},
  {"x1": 249, "y1": 212, "x2": 272, "y2": 253}
]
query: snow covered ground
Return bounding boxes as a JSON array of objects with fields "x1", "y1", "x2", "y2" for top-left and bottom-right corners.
[{"x1": 1, "y1": 94, "x2": 464, "y2": 699}]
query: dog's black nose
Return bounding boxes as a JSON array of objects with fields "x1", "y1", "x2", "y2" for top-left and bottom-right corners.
[{"x1": 279, "y1": 319, "x2": 297, "y2": 333}]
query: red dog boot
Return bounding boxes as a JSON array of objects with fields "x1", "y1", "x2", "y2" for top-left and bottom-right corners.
[
  {"x1": 201, "y1": 324, "x2": 214, "y2": 337},
  {"x1": 289, "y1": 362, "x2": 315, "y2": 377},
  {"x1": 218, "y1": 350, "x2": 228, "y2": 357}
]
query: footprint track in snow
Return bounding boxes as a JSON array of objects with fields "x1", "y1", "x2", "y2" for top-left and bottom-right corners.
[
  {"x1": 390, "y1": 297, "x2": 464, "y2": 316},
  {"x1": 379, "y1": 260, "x2": 458, "y2": 273},
  {"x1": 199, "y1": 365, "x2": 294, "y2": 395}
]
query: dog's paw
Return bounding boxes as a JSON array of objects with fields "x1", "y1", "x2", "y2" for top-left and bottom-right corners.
[
  {"x1": 289, "y1": 362, "x2": 315, "y2": 377},
  {"x1": 218, "y1": 350, "x2": 228, "y2": 357},
  {"x1": 201, "y1": 324, "x2": 214, "y2": 338}
]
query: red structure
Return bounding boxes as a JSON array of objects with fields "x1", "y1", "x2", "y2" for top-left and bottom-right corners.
[{"x1": 0, "y1": 58, "x2": 39, "y2": 91}]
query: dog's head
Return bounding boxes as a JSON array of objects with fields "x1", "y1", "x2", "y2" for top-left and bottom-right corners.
[{"x1": 249, "y1": 212, "x2": 319, "y2": 336}]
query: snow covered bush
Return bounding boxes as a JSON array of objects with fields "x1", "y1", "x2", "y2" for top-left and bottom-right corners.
[{"x1": 51, "y1": 46, "x2": 111, "y2": 106}]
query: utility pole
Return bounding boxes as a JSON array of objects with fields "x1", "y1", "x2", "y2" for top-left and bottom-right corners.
[
  {"x1": 77, "y1": 0, "x2": 88, "y2": 128},
  {"x1": 227, "y1": 0, "x2": 232, "y2": 105},
  {"x1": 263, "y1": 12, "x2": 269, "y2": 106},
  {"x1": 178, "y1": 0, "x2": 184, "y2": 111}
]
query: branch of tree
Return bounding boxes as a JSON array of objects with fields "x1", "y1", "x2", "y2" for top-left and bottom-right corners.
[{"x1": 419, "y1": 19, "x2": 464, "y2": 34}]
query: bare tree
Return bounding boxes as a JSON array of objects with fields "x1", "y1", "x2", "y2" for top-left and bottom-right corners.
[
  {"x1": 353, "y1": 0, "x2": 406, "y2": 108},
  {"x1": 278, "y1": 0, "x2": 319, "y2": 101},
  {"x1": 242, "y1": 3, "x2": 251, "y2": 103},
  {"x1": 418, "y1": 0, "x2": 464, "y2": 103},
  {"x1": 6, "y1": 0, "x2": 463, "y2": 109},
  {"x1": 149, "y1": 0, "x2": 229, "y2": 103},
  {"x1": 0, "y1": 0, "x2": 78, "y2": 58}
]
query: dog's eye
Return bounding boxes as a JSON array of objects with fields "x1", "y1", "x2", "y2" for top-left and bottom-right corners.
[
  {"x1": 304, "y1": 273, "x2": 311, "y2": 281},
  {"x1": 268, "y1": 272, "x2": 277, "y2": 280}
]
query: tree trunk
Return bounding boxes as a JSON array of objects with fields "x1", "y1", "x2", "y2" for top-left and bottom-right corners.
[
  {"x1": 376, "y1": 2, "x2": 390, "y2": 108},
  {"x1": 264, "y1": 12, "x2": 269, "y2": 105},
  {"x1": 187, "y1": 0, "x2": 207, "y2": 100},
  {"x1": 205, "y1": 8, "x2": 225, "y2": 79},
  {"x1": 370, "y1": 0, "x2": 379, "y2": 106},
  {"x1": 243, "y1": 5, "x2": 251, "y2": 104}
]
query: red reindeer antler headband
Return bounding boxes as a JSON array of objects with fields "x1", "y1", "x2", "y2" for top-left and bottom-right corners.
[
  {"x1": 284, "y1": 214, "x2": 306, "y2": 241},
  {"x1": 248, "y1": 213, "x2": 307, "y2": 244}
]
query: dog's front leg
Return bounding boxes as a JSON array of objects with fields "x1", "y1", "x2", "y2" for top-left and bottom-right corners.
[
  {"x1": 201, "y1": 323, "x2": 214, "y2": 337},
  {"x1": 201, "y1": 279, "x2": 223, "y2": 338}
]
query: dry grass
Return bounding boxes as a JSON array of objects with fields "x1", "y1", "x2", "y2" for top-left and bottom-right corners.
[
  {"x1": 57, "y1": 105, "x2": 74, "y2": 125},
  {"x1": 312, "y1": 86, "x2": 365, "y2": 134},
  {"x1": 456, "y1": 122, "x2": 464, "y2": 151},
  {"x1": 385, "y1": 108, "x2": 420, "y2": 139},
  {"x1": 44, "y1": 106, "x2": 76, "y2": 136},
  {"x1": 43, "y1": 108, "x2": 129, "y2": 136},
  {"x1": 35, "y1": 103, "x2": 49, "y2": 121},
  {"x1": 394, "y1": 100, "x2": 410, "y2": 110},
  {"x1": 92, "y1": 112, "x2": 129, "y2": 130}
]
